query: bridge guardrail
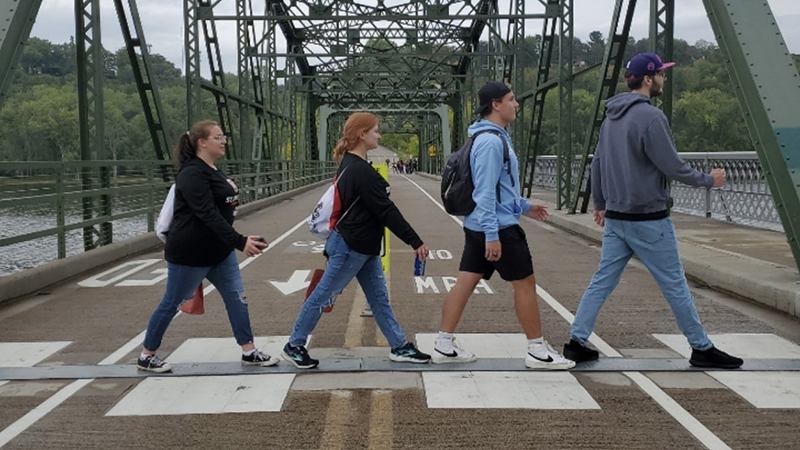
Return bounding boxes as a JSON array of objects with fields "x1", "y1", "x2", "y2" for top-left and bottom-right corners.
[
  {"x1": 0, "y1": 159, "x2": 337, "y2": 276},
  {"x1": 531, "y1": 152, "x2": 779, "y2": 231}
]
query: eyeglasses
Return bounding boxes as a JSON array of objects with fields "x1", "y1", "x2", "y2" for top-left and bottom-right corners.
[{"x1": 209, "y1": 134, "x2": 228, "y2": 142}]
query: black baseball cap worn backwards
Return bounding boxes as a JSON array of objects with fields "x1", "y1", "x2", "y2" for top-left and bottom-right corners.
[{"x1": 476, "y1": 81, "x2": 511, "y2": 115}]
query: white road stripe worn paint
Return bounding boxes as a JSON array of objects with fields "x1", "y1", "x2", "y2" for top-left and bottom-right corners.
[
  {"x1": 401, "y1": 174, "x2": 732, "y2": 450},
  {"x1": 0, "y1": 218, "x2": 310, "y2": 448}
]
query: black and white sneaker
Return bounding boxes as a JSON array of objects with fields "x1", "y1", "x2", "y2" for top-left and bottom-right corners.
[
  {"x1": 282, "y1": 343, "x2": 319, "y2": 369},
  {"x1": 137, "y1": 354, "x2": 172, "y2": 373},
  {"x1": 389, "y1": 342, "x2": 431, "y2": 364},
  {"x1": 525, "y1": 341, "x2": 576, "y2": 370},
  {"x1": 432, "y1": 337, "x2": 477, "y2": 364},
  {"x1": 242, "y1": 349, "x2": 280, "y2": 367}
]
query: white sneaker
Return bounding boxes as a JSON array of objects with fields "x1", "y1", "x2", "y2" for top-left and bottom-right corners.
[
  {"x1": 432, "y1": 337, "x2": 478, "y2": 364},
  {"x1": 525, "y1": 341, "x2": 576, "y2": 370}
]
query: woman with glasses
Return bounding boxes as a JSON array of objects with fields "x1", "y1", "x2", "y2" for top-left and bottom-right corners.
[
  {"x1": 282, "y1": 112, "x2": 431, "y2": 369},
  {"x1": 137, "y1": 120, "x2": 278, "y2": 372}
]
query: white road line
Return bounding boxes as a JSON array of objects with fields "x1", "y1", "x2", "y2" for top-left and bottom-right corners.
[
  {"x1": 0, "y1": 218, "x2": 309, "y2": 448},
  {"x1": 401, "y1": 174, "x2": 732, "y2": 450}
]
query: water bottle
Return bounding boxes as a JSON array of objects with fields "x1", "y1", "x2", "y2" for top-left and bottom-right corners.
[{"x1": 414, "y1": 255, "x2": 426, "y2": 276}]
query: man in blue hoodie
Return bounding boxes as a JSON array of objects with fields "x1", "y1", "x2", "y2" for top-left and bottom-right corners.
[
  {"x1": 562, "y1": 53, "x2": 743, "y2": 369},
  {"x1": 433, "y1": 81, "x2": 575, "y2": 370}
]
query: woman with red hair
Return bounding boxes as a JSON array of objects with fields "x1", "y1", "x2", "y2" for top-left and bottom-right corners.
[{"x1": 282, "y1": 112, "x2": 431, "y2": 369}]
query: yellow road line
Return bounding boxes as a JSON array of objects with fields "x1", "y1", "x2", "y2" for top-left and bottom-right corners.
[
  {"x1": 344, "y1": 287, "x2": 367, "y2": 347},
  {"x1": 318, "y1": 390, "x2": 352, "y2": 450},
  {"x1": 376, "y1": 273, "x2": 390, "y2": 347},
  {"x1": 369, "y1": 390, "x2": 393, "y2": 450}
]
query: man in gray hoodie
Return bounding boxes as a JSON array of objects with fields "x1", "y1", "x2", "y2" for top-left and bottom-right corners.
[{"x1": 562, "y1": 52, "x2": 742, "y2": 369}]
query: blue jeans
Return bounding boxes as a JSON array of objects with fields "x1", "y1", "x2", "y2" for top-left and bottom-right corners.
[
  {"x1": 570, "y1": 217, "x2": 713, "y2": 350},
  {"x1": 143, "y1": 251, "x2": 254, "y2": 351},
  {"x1": 289, "y1": 231, "x2": 407, "y2": 349}
]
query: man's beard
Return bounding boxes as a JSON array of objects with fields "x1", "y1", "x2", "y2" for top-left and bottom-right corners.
[{"x1": 650, "y1": 83, "x2": 663, "y2": 97}]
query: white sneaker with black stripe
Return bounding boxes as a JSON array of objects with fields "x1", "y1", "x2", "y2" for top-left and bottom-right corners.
[
  {"x1": 525, "y1": 341, "x2": 576, "y2": 370},
  {"x1": 432, "y1": 337, "x2": 477, "y2": 364}
]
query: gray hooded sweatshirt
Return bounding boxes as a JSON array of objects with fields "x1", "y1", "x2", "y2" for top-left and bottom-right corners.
[{"x1": 592, "y1": 92, "x2": 713, "y2": 215}]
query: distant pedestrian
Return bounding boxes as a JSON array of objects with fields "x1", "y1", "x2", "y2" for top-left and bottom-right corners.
[
  {"x1": 433, "y1": 81, "x2": 575, "y2": 370},
  {"x1": 562, "y1": 53, "x2": 743, "y2": 369},
  {"x1": 137, "y1": 120, "x2": 277, "y2": 373}
]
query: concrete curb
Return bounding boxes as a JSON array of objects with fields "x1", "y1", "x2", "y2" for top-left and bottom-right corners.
[
  {"x1": 0, "y1": 179, "x2": 330, "y2": 305},
  {"x1": 417, "y1": 171, "x2": 800, "y2": 318}
]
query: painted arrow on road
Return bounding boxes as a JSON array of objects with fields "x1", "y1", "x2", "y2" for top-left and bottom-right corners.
[{"x1": 269, "y1": 270, "x2": 311, "y2": 296}]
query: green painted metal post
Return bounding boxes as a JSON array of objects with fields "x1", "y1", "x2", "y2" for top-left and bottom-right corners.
[
  {"x1": 650, "y1": 0, "x2": 674, "y2": 123},
  {"x1": 76, "y1": 0, "x2": 109, "y2": 249},
  {"x1": 0, "y1": 0, "x2": 44, "y2": 109},
  {"x1": 184, "y1": 0, "x2": 202, "y2": 126},
  {"x1": 703, "y1": 0, "x2": 800, "y2": 272},
  {"x1": 570, "y1": 0, "x2": 637, "y2": 214},
  {"x1": 556, "y1": 0, "x2": 574, "y2": 210},
  {"x1": 56, "y1": 164, "x2": 66, "y2": 259}
]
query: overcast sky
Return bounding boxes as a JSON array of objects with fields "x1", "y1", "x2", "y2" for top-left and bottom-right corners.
[{"x1": 31, "y1": 0, "x2": 800, "y2": 74}]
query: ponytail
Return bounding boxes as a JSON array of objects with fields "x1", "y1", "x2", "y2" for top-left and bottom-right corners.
[
  {"x1": 173, "y1": 120, "x2": 217, "y2": 169},
  {"x1": 334, "y1": 138, "x2": 348, "y2": 162},
  {"x1": 335, "y1": 112, "x2": 378, "y2": 164}
]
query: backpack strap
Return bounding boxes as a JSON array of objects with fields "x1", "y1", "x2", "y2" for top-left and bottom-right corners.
[{"x1": 474, "y1": 130, "x2": 514, "y2": 203}]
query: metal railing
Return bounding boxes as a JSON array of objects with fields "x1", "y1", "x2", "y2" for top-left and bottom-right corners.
[
  {"x1": 0, "y1": 159, "x2": 337, "y2": 276},
  {"x1": 531, "y1": 152, "x2": 781, "y2": 231}
]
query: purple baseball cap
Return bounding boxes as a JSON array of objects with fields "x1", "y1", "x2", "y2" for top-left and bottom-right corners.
[{"x1": 625, "y1": 52, "x2": 675, "y2": 79}]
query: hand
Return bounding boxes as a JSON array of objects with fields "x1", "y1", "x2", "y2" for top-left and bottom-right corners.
[
  {"x1": 527, "y1": 204, "x2": 549, "y2": 221},
  {"x1": 244, "y1": 235, "x2": 268, "y2": 257},
  {"x1": 710, "y1": 168, "x2": 726, "y2": 188},
  {"x1": 414, "y1": 244, "x2": 430, "y2": 261},
  {"x1": 485, "y1": 240, "x2": 502, "y2": 262},
  {"x1": 593, "y1": 210, "x2": 605, "y2": 227}
]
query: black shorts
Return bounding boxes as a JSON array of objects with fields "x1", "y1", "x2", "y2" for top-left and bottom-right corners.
[{"x1": 458, "y1": 225, "x2": 534, "y2": 281}]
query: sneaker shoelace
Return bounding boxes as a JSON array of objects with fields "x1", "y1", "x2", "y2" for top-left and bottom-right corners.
[
  {"x1": 530, "y1": 341, "x2": 562, "y2": 361},
  {"x1": 450, "y1": 339, "x2": 472, "y2": 356},
  {"x1": 148, "y1": 355, "x2": 166, "y2": 367}
]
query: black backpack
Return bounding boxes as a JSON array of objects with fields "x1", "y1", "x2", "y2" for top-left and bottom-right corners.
[{"x1": 441, "y1": 130, "x2": 513, "y2": 216}]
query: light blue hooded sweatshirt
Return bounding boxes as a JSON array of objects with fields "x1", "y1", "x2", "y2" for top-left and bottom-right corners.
[{"x1": 463, "y1": 119, "x2": 531, "y2": 241}]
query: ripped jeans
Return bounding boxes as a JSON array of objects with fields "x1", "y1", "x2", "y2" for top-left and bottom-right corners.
[
  {"x1": 289, "y1": 231, "x2": 407, "y2": 349},
  {"x1": 143, "y1": 250, "x2": 254, "y2": 351}
]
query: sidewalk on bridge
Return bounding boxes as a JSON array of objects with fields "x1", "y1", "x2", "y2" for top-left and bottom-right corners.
[{"x1": 420, "y1": 173, "x2": 800, "y2": 318}]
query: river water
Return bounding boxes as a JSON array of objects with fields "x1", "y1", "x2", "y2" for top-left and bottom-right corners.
[{"x1": 0, "y1": 204, "x2": 151, "y2": 277}]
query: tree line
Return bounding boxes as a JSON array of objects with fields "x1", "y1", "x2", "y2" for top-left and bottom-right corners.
[{"x1": 1, "y1": 34, "x2": 797, "y2": 163}]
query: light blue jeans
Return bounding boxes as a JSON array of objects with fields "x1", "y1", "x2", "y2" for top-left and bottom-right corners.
[
  {"x1": 143, "y1": 251, "x2": 254, "y2": 351},
  {"x1": 570, "y1": 217, "x2": 713, "y2": 350},
  {"x1": 289, "y1": 231, "x2": 407, "y2": 349}
]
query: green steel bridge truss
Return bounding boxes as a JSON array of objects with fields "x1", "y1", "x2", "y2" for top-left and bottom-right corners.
[{"x1": 1, "y1": 0, "x2": 800, "y2": 271}]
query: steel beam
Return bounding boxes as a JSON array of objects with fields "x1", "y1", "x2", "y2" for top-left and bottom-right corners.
[
  {"x1": 184, "y1": 0, "x2": 202, "y2": 126},
  {"x1": 556, "y1": 0, "x2": 574, "y2": 209},
  {"x1": 570, "y1": 0, "x2": 637, "y2": 214},
  {"x1": 75, "y1": 0, "x2": 111, "y2": 249},
  {"x1": 0, "y1": 0, "x2": 43, "y2": 109},
  {"x1": 703, "y1": 0, "x2": 800, "y2": 271},
  {"x1": 114, "y1": 0, "x2": 171, "y2": 165},
  {"x1": 521, "y1": 0, "x2": 559, "y2": 198},
  {"x1": 650, "y1": 0, "x2": 674, "y2": 123}
]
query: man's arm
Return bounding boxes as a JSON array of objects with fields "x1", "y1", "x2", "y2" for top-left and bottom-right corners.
[
  {"x1": 643, "y1": 115, "x2": 714, "y2": 188},
  {"x1": 470, "y1": 135, "x2": 504, "y2": 241}
]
